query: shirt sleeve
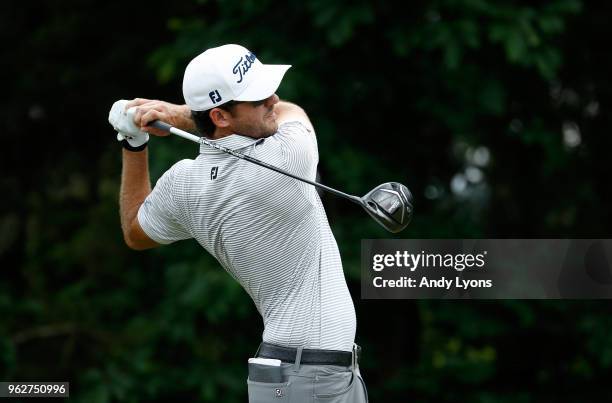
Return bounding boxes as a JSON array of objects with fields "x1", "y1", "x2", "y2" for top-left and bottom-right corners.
[
  {"x1": 275, "y1": 121, "x2": 319, "y2": 181},
  {"x1": 137, "y1": 160, "x2": 192, "y2": 244}
]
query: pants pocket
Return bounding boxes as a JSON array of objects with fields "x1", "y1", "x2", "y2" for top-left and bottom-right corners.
[
  {"x1": 313, "y1": 369, "x2": 355, "y2": 400},
  {"x1": 357, "y1": 373, "x2": 368, "y2": 403},
  {"x1": 247, "y1": 379, "x2": 291, "y2": 403}
]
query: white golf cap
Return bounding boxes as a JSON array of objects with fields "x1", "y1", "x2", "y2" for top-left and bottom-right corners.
[{"x1": 182, "y1": 44, "x2": 291, "y2": 111}]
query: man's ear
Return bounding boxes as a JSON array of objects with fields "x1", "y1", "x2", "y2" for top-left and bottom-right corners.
[{"x1": 209, "y1": 108, "x2": 231, "y2": 128}]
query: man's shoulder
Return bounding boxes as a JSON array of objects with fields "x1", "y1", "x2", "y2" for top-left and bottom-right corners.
[
  {"x1": 264, "y1": 121, "x2": 318, "y2": 177},
  {"x1": 156, "y1": 158, "x2": 195, "y2": 187},
  {"x1": 167, "y1": 158, "x2": 195, "y2": 173},
  {"x1": 275, "y1": 121, "x2": 317, "y2": 149}
]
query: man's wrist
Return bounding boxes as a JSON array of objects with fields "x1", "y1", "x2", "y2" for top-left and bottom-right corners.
[
  {"x1": 179, "y1": 105, "x2": 197, "y2": 132},
  {"x1": 121, "y1": 139, "x2": 148, "y2": 152}
]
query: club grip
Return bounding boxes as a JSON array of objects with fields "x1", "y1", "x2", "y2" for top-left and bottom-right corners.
[{"x1": 149, "y1": 120, "x2": 172, "y2": 132}]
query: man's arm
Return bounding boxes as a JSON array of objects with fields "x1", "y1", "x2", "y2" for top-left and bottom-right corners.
[
  {"x1": 111, "y1": 98, "x2": 193, "y2": 250},
  {"x1": 120, "y1": 148, "x2": 160, "y2": 250},
  {"x1": 274, "y1": 100, "x2": 315, "y2": 132}
]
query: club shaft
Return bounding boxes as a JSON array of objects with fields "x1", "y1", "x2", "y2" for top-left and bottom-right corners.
[{"x1": 150, "y1": 121, "x2": 363, "y2": 205}]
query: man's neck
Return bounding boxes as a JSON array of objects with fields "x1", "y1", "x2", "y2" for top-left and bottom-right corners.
[{"x1": 210, "y1": 127, "x2": 233, "y2": 140}]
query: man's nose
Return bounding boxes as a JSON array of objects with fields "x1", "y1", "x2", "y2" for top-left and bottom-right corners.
[{"x1": 266, "y1": 93, "x2": 279, "y2": 107}]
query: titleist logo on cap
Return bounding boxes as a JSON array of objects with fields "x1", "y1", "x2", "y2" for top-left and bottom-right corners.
[{"x1": 233, "y1": 52, "x2": 257, "y2": 84}]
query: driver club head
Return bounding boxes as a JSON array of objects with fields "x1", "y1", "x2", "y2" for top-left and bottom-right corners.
[{"x1": 361, "y1": 182, "x2": 414, "y2": 233}]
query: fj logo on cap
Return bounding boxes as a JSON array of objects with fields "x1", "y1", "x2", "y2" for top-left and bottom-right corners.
[
  {"x1": 233, "y1": 52, "x2": 257, "y2": 83},
  {"x1": 209, "y1": 90, "x2": 222, "y2": 104}
]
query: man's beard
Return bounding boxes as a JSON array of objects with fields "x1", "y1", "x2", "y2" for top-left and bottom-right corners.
[{"x1": 235, "y1": 120, "x2": 278, "y2": 138}]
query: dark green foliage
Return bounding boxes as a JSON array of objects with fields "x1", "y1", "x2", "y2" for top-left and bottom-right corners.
[{"x1": 2, "y1": 0, "x2": 611, "y2": 401}]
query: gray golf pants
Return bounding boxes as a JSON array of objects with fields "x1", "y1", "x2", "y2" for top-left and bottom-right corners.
[{"x1": 247, "y1": 345, "x2": 368, "y2": 403}]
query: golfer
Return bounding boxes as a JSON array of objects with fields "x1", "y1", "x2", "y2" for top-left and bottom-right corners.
[{"x1": 109, "y1": 44, "x2": 367, "y2": 402}]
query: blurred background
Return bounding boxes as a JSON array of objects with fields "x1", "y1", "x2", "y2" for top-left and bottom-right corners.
[{"x1": 2, "y1": 0, "x2": 612, "y2": 401}]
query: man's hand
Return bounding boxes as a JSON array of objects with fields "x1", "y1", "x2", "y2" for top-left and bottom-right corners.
[
  {"x1": 109, "y1": 100, "x2": 150, "y2": 148},
  {"x1": 126, "y1": 98, "x2": 196, "y2": 136}
]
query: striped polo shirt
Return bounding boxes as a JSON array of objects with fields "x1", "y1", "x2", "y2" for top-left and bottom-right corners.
[{"x1": 137, "y1": 121, "x2": 356, "y2": 351}]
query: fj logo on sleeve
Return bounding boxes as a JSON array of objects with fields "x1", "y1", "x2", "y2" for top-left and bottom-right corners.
[
  {"x1": 211, "y1": 166, "x2": 218, "y2": 180},
  {"x1": 209, "y1": 90, "x2": 222, "y2": 104},
  {"x1": 275, "y1": 388, "x2": 284, "y2": 398}
]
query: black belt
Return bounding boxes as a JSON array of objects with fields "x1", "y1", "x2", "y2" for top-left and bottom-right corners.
[{"x1": 257, "y1": 342, "x2": 353, "y2": 367}]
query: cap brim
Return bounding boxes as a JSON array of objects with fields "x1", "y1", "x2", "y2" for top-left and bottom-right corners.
[{"x1": 233, "y1": 64, "x2": 291, "y2": 101}]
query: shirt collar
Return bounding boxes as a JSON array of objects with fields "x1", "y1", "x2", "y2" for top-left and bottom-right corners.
[{"x1": 199, "y1": 134, "x2": 264, "y2": 155}]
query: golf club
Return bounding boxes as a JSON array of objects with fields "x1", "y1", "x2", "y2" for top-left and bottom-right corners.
[{"x1": 148, "y1": 120, "x2": 414, "y2": 233}]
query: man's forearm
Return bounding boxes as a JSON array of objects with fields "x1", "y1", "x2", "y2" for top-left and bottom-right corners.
[
  {"x1": 274, "y1": 100, "x2": 313, "y2": 129},
  {"x1": 120, "y1": 149, "x2": 151, "y2": 243},
  {"x1": 274, "y1": 100, "x2": 299, "y2": 113}
]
